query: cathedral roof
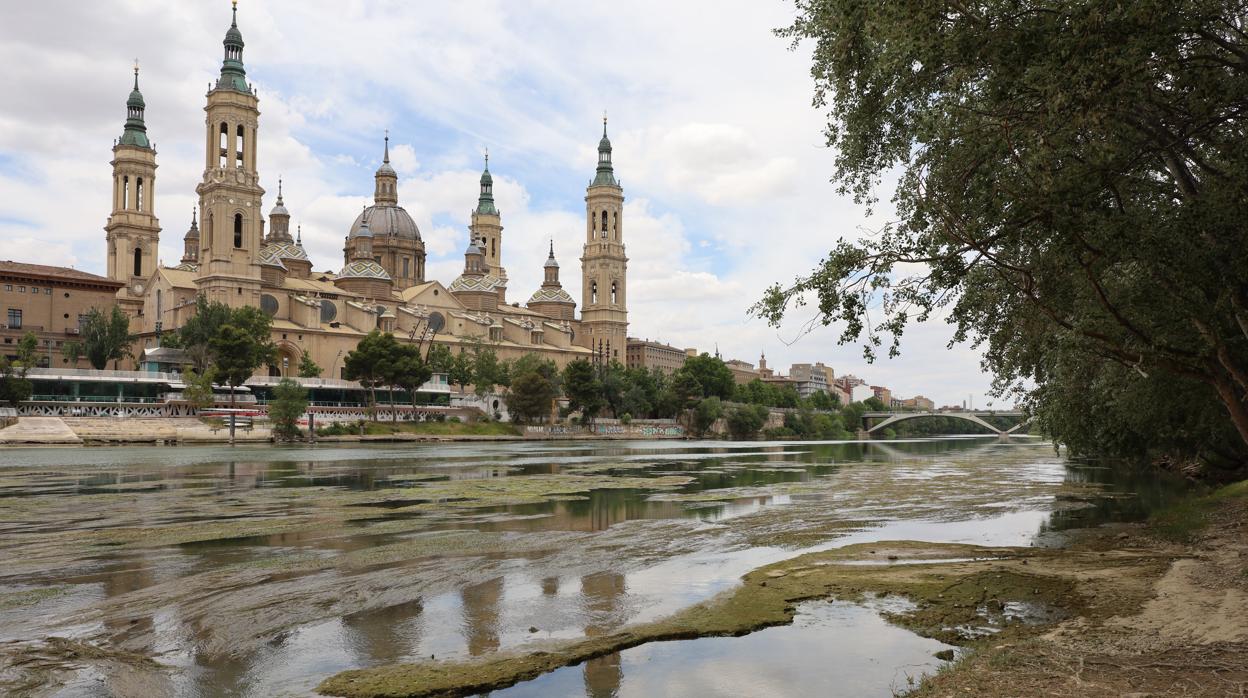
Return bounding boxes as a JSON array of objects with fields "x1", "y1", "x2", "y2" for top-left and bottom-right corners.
[
  {"x1": 339, "y1": 258, "x2": 392, "y2": 280},
  {"x1": 257, "y1": 244, "x2": 288, "y2": 270},
  {"x1": 350, "y1": 205, "x2": 420, "y2": 240},
  {"x1": 528, "y1": 287, "x2": 574, "y2": 304},
  {"x1": 377, "y1": 134, "x2": 397, "y2": 177},
  {"x1": 261, "y1": 240, "x2": 308, "y2": 264},
  {"x1": 449, "y1": 273, "x2": 504, "y2": 293},
  {"x1": 119, "y1": 65, "x2": 150, "y2": 149}
]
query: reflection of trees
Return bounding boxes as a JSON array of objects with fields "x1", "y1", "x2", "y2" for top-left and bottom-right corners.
[
  {"x1": 341, "y1": 597, "x2": 424, "y2": 665},
  {"x1": 581, "y1": 572, "x2": 625, "y2": 698},
  {"x1": 461, "y1": 577, "x2": 503, "y2": 656},
  {"x1": 1042, "y1": 461, "x2": 1190, "y2": 533}
]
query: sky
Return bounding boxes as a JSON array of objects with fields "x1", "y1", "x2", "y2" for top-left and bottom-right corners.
[{"x1": 0, "y1": 0, "x2": 999, "y2": 408}]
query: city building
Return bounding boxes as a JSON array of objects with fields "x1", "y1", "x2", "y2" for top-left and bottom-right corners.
[
  {"x1": 870, "y1": 385, "x2": 892, "y2": 406},
  {"x1": 724, "y1": 359, "x2": 760, "y2": 385},
  {"x1": 897, "y1": 395, "x2": 935, "y2": 411},
  {"x1": 625, "y1": 338, "x2": 686, "y2": 375},
  {"x1": 850, "y1": 384, "x2": 876, "y2": 403},
  {"x1": 757, "y1": 352, "x2": 774, "y2": 379},
  {"x1": 1, "y1": 262, "x2": 125, "y2": 366},
  {"x1": 789, "y1": 362, "x2": 832, "y2": 397},
  {"x1": 81, "y1": 4, "x2": 632, "y2": 378}
]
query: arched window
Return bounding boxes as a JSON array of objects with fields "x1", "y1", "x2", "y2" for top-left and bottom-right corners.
[
  {"x1": 491, "y1": 238, "x2": 496, "y2": 258},
  {"x1": 136, "y1": 177, "x2": 144, "y2": 212},
  {"x1": 133, "y1": 246, "x2": 142, "y2": 276},
  {"x1": 122, "y1": 175, "x2": 130, "y2": 209},
  {"x1": 156, "y1": 289, "x2": 163, "y2": 317},
  {"x1": 600, "y1": 210, "x2": 608, "y2": 235},
  {"x1": 219, "y1": 123, "x2": 229, "y2": 168},
  {"x1": 612, "y1": 211, "x2": 618, "y2": 239},
  {"x1": 591, "y1": 281, "x2": 598, "y2": 304},
  {"x1": 233, "y1": 213, "x2": 243, "y2": 248},
  {"x1": 611, "y1": 281, "x2": 617, "y2": 304},
  {"x1": 207, "y1": 213, "x2": 214, "y2": 247},
  {"x1": 236, "y1": 124, "x2": 245, "y2": 168}
]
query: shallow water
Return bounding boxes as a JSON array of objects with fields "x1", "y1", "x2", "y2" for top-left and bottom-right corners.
[{"x1": 0, "y1": 437, "x2": 1187, "y2": 696}]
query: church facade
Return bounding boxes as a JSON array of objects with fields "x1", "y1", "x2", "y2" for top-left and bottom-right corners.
[{"x1": 103, "y1": 4, "x2": 628, "y2": 379}]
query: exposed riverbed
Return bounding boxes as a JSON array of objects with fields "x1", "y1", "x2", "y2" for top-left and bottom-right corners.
[{"x1": 0, "y1": 437, "x2": 1188, "y2": 696}]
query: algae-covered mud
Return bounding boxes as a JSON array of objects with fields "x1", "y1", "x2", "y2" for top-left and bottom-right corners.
[{"x1": 0, "y1": 438, "x2": 1187, "y2": 696}]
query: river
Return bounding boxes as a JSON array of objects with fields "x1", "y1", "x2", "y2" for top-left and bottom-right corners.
[{"x1": 0, "y1": 437, "x2": 1187, "y2": 696}]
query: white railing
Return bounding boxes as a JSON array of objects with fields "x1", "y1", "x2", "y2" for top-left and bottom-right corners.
[{"x1": 26, "y1": 367, "x2": 181, "y2": 382}]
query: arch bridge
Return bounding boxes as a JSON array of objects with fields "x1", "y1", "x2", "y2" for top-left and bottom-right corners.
[{"x1": 861, "y1": 410, "x2": 1031, "y2": 436}]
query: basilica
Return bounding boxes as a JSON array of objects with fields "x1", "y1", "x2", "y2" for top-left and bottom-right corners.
[{"x1": 104, "y1": 3, "x2": 627, "y2": 378}]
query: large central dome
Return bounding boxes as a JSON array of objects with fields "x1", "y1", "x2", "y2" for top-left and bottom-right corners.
[{"x1": 350, "y1": 204, "x2": 420, "y2": 240}]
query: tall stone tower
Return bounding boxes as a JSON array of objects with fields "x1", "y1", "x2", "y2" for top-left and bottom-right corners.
[
  {"x1": 470, "y1": 152, "x2": 507, "y2": 303},
  {"x1": 194, "y1": 1, "x2": 265, "y2": 308},
  {"x1": 578, "y1": 118, "x2": 628, "y2": 360},
  {"x1": 104, "y1": 63, "x2": 161, "y2": 317}
]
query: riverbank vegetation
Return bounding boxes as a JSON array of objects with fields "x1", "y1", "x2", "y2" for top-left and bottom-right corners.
[{"x1": 755, "y1": 1, "x2": 1248, "y2": 480}]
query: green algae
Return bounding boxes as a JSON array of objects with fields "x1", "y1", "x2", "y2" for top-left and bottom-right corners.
[{"x1": 0, "y1": 586, "x2": 68, "y2": 611}]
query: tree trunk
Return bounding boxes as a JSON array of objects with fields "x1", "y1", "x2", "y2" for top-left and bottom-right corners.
[{"x1": 1211, "y1": 374, "x2": 1248, "y2": 454}]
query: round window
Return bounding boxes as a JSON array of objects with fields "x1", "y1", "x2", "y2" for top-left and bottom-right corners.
[
  {"x1": 320, "y1": 299, "x2": 337, "y2": 323},
  {"x1": 259, "y1": 294, "x2": 279, "y2": 316}
]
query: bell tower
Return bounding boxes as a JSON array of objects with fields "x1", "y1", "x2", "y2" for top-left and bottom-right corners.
[
  {"x1": 194, "y1": 0, "x2": 265, "y2": 308},
  {"x1": 578, "y1": 117, "x2": 628, "y2": 359},
  {"x1": 470, "y1": 151, "x2": 507, "y2": 302},
  {"x1": 104, "y1": 62, "x2": 160, "y2": 317}
]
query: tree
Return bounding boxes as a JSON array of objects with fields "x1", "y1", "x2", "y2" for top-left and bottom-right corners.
[
  {"x1": 809, "y1": 390, "x2": 839, "y2": 411},
  {"x1": 210, "y1": 320, "x2": 276, "y2": 441},
  {"x1": 507, "y1": 371, "x2": 557, "y2": 424},
  {"x1": 342, "y1": 330, "x2": 396, "y2": 420},
  {"x1": 391, "y1": 344, "x2": 434, "y2": 411},
  {"x1": 761, "y1": 2, "x2": 1248, "y2": 470},
  {"x1": 174, "y1": 296, "x2": 233, "y2": 371},
  {"x1": 562, "y1": 359, "x2": 604, "y2": 424},
  {"x1": 670, "y1": 371, "x2": 703, "y2": 411},
  {"x1": 676, "y1": 354, "x2": 736, "y2": 400},
  {"x1": 863, "y1": 396, "x2": 887, "y2": 412},
  {"x1": 692, "y1": 397, "x2": 723, "y2": 437},
  {"x1": 506, "y1": 354, "x2": 560, "y2": 424},
  {"x1": 427, "y1": 343, "x2": 454, "y2": 374},
  {"x1": 0, "y1": 358, "x2": 32, "y2": 406},
  {"x1": 61, "y1": 340, "x2": 83, "y2": 368},
  {"x1": 725, "y1": 403, "x2": 769, "y2": 440},
  {"x1": 298, "y1": 354, "x2": 322, "y2": 378},
  {"x1": 182, "y1": 366, "x2": 217, "y2": 411},
  {"x1": 81, "y1": 306, "x2": 134, "y2": 370},
  {"x1": 471, "y1": 345, "x2": 502, "y2": 397},
  {"x1": 448, "y1": 351, "x2": 474, "y2": 394},
  {"x1": 268, "y1": 378, "x2": 308, "y2": 441}
]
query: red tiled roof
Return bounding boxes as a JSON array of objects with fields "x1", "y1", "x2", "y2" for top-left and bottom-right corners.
[{"x1": 0, "y1": 260, "x2": 124, "y2": 286}]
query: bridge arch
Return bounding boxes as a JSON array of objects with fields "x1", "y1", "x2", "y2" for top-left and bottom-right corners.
[{"x1": 862, "y1": 411, "x2": 1031, "y2": 436}]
